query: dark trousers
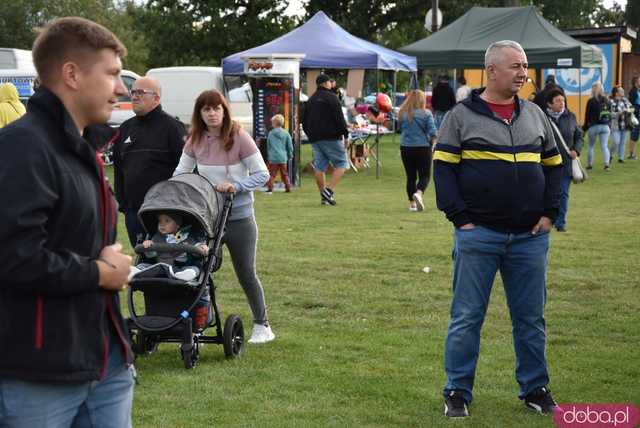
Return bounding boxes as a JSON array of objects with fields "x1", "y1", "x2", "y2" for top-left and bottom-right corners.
[
  {"x1": 400, "y1": 146, "x2": 432, "y2": 201},
  {"x1": 124, "y1": 207, "x2": 146, "y2": 247},
  {"x1": 266, "y1": 162, "x2": 292, "y2": 192}
]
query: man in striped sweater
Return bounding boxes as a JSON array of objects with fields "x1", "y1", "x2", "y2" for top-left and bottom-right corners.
[{"x1": 433, "y1": 40, "x2": 563, "y2": 419}]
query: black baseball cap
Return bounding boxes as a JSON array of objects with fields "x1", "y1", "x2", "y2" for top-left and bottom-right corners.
[{"x1": 316, "y1": 73, "x2": 331, "y2": 85}]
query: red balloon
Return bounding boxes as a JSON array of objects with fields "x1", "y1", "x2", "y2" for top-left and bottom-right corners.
[{"x1": 376, "y1": 93, "x2": 392, "y2": 113}]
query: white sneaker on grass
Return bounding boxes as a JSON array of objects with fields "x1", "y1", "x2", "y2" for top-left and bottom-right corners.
[
  {"x1": 248, "y1": 323, "x2": 275, "y2": 344},
  {"x1": 413, "y1": 192, "x2": 425, "y2": 211}
]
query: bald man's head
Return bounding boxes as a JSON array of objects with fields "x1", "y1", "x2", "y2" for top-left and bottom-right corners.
[{"x1": 131, "y1": 77, "x2": 161, "y2": 116}]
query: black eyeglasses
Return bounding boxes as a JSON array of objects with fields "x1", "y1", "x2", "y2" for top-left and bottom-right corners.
[{"x1": 130, "y1": 89, "x2": 156, "y2": 97}]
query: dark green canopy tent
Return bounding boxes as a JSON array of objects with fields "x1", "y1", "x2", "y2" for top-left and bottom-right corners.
[{"x1": 400, "y1": 6, "x2": 603, "y2": 69}]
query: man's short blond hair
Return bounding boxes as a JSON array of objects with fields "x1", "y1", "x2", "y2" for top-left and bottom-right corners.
[
  {"x1": 32, "y1": 17, "x2": 127, "y2": 85},
  {"x1": 271, "y1": 114, "x2": 285, "y2": 127}
]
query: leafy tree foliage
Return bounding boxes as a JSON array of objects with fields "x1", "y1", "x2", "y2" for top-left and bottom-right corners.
[
  {"x1": 0, "y1": 0, "x2": 149, "y2": 73},
  {"x1": 139, "y1": 0, "x2": 295, "y2": 68}
]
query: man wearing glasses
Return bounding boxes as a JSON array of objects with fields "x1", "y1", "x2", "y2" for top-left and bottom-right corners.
[{"x1": 113, "y1": 77, "x2": 186, "y2": 246}]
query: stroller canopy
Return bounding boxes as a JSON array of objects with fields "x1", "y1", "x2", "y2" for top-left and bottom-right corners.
[{"x1": 138, "y1": 174, "x2": 224, "y2": 238}]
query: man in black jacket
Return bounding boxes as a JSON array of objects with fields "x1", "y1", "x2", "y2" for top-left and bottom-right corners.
[
  {"x1": 628, "y1": 76, "x2": 640, "y2": 159},
  {"x1": 302, "y1": 73, "x2": 349, "y2": 205},
  {"x1": 0, "y1": 17, "x2": 134, "y2": 426},
  {"x1": 113, "y1": 76, "x2": 185, "y2": 246},
  {"x1": 431, "y1": 75, "x2": 456, "y2": 129}
]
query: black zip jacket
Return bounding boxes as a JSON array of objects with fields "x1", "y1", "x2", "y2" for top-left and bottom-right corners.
[
  {"x1": 301, "y1": 87, "x2": 349, "y2": 143},
  {"x1": 113, "y1": 105, "x2": 185, "y2": 211},
  {"x1": 547, "y1": 109, "x2": 583, "y2": 177},
  {"x1": 0, "y1": 88, "x2": 132, "y2": 382},
  {"x1": 433, "y1": 89, "x2": 563, "y2": 232},
  {"x1": 431, "y1": 83, "x2": 456, "y2": 111}
]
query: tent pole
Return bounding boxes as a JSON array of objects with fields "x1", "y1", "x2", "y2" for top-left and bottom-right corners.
[{"x1": 376, "y1": 68, "x2": 380, "y2": 179}]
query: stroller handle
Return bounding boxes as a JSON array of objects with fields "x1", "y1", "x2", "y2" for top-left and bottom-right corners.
[{"x1": 134, "y1": 243, "x2": 208, "y2": 258}]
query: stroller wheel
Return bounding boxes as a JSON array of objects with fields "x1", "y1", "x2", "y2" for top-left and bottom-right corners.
[
  {"x1": 223, "y1": 314, "x2": 244, "y2": 358},
  {"x1": 181, "y1": 343, "x2": 198, "y2": 369},
  {"x1": 131, "y1": 331, "x2": 158, "y2": 356}
]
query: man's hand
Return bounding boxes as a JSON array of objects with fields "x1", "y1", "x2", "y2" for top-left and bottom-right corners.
[
  {"x1": 531, "y1": 216, "x2": 552, "y2": 235},
  {"x1": 215, "y1": 182, "x2": 236, "y2": 193},
  {"x1": 459, "y1": 223, "x2": 476, "y2": 230},
  {"x1": 142, "y1": 240, "x2": 153, "y2": 248},
  {"x1": 199, "y1": 244, "x2": 209, "y2": 255},
  {"x1": 97, "y1": 243, "x2": 132, "y2": 291},
  {"x1": 570, "y1": 149, "x2": 578, "y2": 160}
]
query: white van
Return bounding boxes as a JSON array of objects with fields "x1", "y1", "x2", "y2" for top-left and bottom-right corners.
[
  {"x1": 0, "y1": 48, "x2": 35, "y2": 70},
  {"x1": 146, "y1": 66, "x2": 253, "y2": 132}
]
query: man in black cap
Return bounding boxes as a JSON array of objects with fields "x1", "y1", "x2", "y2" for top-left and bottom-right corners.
[{"x1": 302, "y1": 73, "x2": 349, "y2": 205}]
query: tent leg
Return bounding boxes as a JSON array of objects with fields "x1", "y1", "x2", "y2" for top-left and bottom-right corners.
[{"x1": 376, "y1": 69, "x2": 380, "y2": 179}]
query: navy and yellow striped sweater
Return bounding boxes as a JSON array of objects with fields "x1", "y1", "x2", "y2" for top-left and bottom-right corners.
[{"x1": 433, "y1": 89, "x2": 563, "y2": 233}]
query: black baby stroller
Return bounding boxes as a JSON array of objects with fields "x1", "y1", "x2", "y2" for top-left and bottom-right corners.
[{"x1": 126, "y1": 173, "x2": 244, "y2": 368}]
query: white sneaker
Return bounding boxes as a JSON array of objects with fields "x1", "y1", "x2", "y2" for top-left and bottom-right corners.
[
  {"x1": 248, "y1": 323, "x2": 275, "y2": 344},
  {"x1": 413, "y1": 192, "x2": 425, "y2": 211}
]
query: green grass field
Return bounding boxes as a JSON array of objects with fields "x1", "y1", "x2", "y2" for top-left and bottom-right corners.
[{"x1": 109, "y1": 135, "x2": 639, "y2": 427}]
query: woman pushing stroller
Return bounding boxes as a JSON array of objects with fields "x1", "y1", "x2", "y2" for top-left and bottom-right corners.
[{"x1": 173, "y1": 89, "x2": 275, "y2": 344}]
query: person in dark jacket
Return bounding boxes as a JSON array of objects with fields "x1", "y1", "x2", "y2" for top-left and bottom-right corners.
[
  {"x1": 583, "y1": 81, "x2": 612, "y2": 170},
  {"x1": 433, "y1": 40, "x2": 562, "y2": 419},
  {"x1": 302, "y1": 73, "x2": 349, "y2": 205},
  {"x1": 545, "y1": 88, "x2": 583, "y2": 232},
  {"x1": 0, "y1": 17, "x2": 134, "y2": 427},
  {"x1": 533, "y1": 74, "x2": 564, "y2": 111},
  {"x1": 626, "y1": 76, "x2": 639, "y2": 159},
  {"x1": 113, "y1": 77, "x2": 186, "y2": 246},
  {"x1": 431, "y1": 75, "x2": 456, "y2": 129}
]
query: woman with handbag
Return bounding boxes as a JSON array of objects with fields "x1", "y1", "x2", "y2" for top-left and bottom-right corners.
[
  {"x1": 584, "y1": 81, "x2": 611, "y2": 171},
  {"x1": 545, "y1": 89, "x2": 583, "y2": 232},
  {"x1": 173, "y1": 89, "x2": 275, "y2": 344},
  {"x1": 609, "y1": 86, "x2": 633, "y2": 164},
  {"x1": 397, "y1": 89, "x2": 437, "y2": 211}
]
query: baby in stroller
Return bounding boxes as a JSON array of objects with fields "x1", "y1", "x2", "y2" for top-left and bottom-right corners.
[{"x1": 129, "y1": 212, "x2": 209, "y2": 282}]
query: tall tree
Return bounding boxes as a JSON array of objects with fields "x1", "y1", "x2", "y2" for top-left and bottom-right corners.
[
  {"x1": 0, "y1": 0, "x2": 149, "y2": 73},
  {"x1": 140, "y1": 0, "x2": 295, "y2": 68}
]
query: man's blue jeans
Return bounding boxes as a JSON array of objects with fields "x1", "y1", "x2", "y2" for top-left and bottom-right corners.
[
  {"x1": 443, "y1": 226, "x2": 550, "y2": 404},
  {"x1": 0, "y1": 339, "x2": 134, "y2": 428},
  {"x1": 555, "y1": 175, "x2": 572, "y2": 229}
]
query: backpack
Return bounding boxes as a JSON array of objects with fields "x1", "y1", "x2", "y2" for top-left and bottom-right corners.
[{"x1": 597, "y1": 97, "x2": 611, "y2": 124}]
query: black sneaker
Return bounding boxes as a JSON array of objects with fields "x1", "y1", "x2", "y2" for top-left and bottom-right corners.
[
  {"x1": 444, "y1": 390, "x2": 469, "y2": 418},
  {"x1": 628, "y1": 154, "x2": 637, "y2": 160},
  {"x1": 618, "y1": 159, "x2": 624, "y2": 164},
  {"x1": 320, "y1": 188, "x2": 336, "y2": 205},
  {"x1": 523, "y1": 387, "x2": 558, "y2": 415},
  {"x1": 555, "y1": 226, "x2": 567, "y2": 232},
  {"x1": 586, "y1": 165, "x2": 593, "y2": 170}
]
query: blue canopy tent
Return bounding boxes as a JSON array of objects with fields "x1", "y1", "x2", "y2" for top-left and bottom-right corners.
[
  {"x1": 223, "y1": 12, "x2": 416, "y2": 179},
  {"x1": 222, "y1": 12, "x2": 417, "y2": 74}
]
